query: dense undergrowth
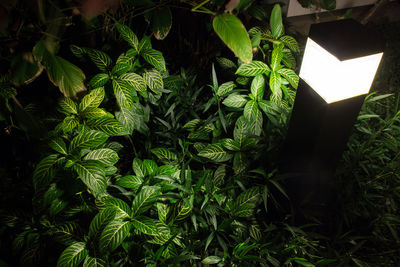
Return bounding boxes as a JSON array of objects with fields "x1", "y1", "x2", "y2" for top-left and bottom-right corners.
[{"x1": 0, "y1": 1, "x2": 399, "y2": 266}]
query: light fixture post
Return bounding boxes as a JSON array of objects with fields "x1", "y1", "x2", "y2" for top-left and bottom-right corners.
[{"x1": 282, "y1": 19, "x2": 384, "y2": 220}]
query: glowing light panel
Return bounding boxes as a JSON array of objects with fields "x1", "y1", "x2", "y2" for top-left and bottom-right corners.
[{"x1": 299, "y1": 38, "x2": 383, "y2": 104}]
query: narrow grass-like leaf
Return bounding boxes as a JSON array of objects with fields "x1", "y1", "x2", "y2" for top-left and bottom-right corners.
[
  {"x1": 56, "y1": 241, "x2": 88, "y2": 267},
  {"x1": 99, "y1": 220, "x2": 131, "y2": 253},
  {"x1": 198, "y1": 144, "x2": 232, "y2": 162},
  {"x1": 236, "y1": 61, "x2": 270, "y2": 77}
]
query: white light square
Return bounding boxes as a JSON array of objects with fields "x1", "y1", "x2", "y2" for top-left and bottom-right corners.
[{"x1": 299, "y1": 38, "x2": 383, "y2": 104}]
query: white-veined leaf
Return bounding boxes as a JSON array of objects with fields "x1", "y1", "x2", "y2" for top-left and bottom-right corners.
[
  {"x1": 80, "y1": 107, "x2": 109, "y2": 120},
  {"x1": 269, "y1": 71, "x2": 281, "y2": 94},
  {"x1": 235, "y1": 61, "x2": 270, "y2": 77},
  {"x1": 73, "y1": 161, "x2": 107, "y2": 198},
  {"x1": 220, "y1": 138, "x2": 241, "y2": 151},
  {"x1": 112, "y1": 63, "x2": 130, "y2": 76},
  {"x1": 87, "y1": 49, "x2": 112, "y2": 72},
  {"x1": 279, "y1": 35, "x2": 300, "y2": 53},
  {"x1": 103, "y1": 197, "x2": 131, "y2": 220},
  {"x1": 233, "y1": 187, "x2": 261, "y2": 217},
  {"x1": 115, "y1": 24, "x2": 138, "y2": 51},
  {"x1": 87, "y1": 116, "x2": 126, "y2": 136},
  {"x1": 271, "y1": 44, "x2": 283, "y2": 71},
  {"x1": 277, "y1": 68, "x2": 299, "y2": 89},
  {"x1": 222, "y1": 94, "x2": 247, "y2": 108},
  {"x1": 49, "y1": 137, "x2": 68, "y2": 155},
  {"x1": 119, "y1": 72, "x2": 146, "y2": 92},
  {"x1": 61, "y1": 116, "x2": 79, "y2": 133},
  {"x1": 69, "y1": 130, "x2": 108, "y2": 152},
  {"x1": 33, "y1": 154, "x2": 59, "y2": 192},
  {"x1": 88, "y1": 73, "x2": 109, "y2": 89},
  {"x1": 79, "y1": 87, "x2": 105, "y2": 112},
  {"x1": 82, "y1": 255, "x2": 107, "y2": 267},
  {"x1": 217, "y1": 81, "x2": 236, "y2": 97},
  {"x1": 56, "y1": 241, "x2": 88, "y2": 267},
  {"x1": 198, "y1": 144, "x2": 232, "y2": 162},
  {"x1": 112, "y1": 78, "x2": 135, "y2": 109},
  {"x1": 270, "y1": 4, "x2": 284, "y2": 39},
  {"x1": 131, "y1": 216, "x2": 158, "y2": 235},
  {"x1": 250, "y1": 74, "x2": 265, "y2": 101},
  {"x1": 151, "y1": 147, "x2": 177, "y2": 163},
  {"x1": 141, "y1": 49, "x2": 166, "y2": 71},
  {"x1": 89, "y1": 207, "x2": 116, "y2": 239},
  {"x1": 131, "y1": 186, "x2": 161, "y2": 216},
  {"x1": 143, "y1": 69, "x2": 163, "y2": 94},
  {"x1": 59, "y1": 98, "x2": 78, "y2": 115},
  {"x1": 116, "y1": 175, "x2": 143, "y2": 191},
  {"x1": 84, "y1": 148, "x2": 119, "y2": 166},
  {"x1": 99, "y1": 220, "x2": 131, "y2": 253}
]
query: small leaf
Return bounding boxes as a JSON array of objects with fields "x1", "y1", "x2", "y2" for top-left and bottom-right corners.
[
  {"x1": 87, "y1": 49, "x2": 112, "y2": 72},
  {"x1": 213, "y1": 14, "x2": 252, "y2": 63},
  {"x1": 198, "y1": 144, "x2": 232, "y2": 162},
  {"x1": 116, "y1": 175, "x2": 143, "y2": 191},
  {"x1": 236, "y1": 61, "x2": 270, "y2": 77},
  {"x1": 84, "y1": 148, "x2": 119, "y2": 166},
  {"x1": 217, "y1": 81, "x2": 236, "y2": 97},
  {"x1": 33, "y1": 154, "x2": 59, "y2": 192},
  {"x1": 131, "y1": 186, "x2": 161, "y2": 216},
  {"x1": 250, "y1": 74, "x2": 265, "y2": 101},
  {"x1": 151, "y1": 147, "x2": 177, "y2": 163},
  {"x1": 73, "y1": 161, "x2": 107, "y2": 198},
  {"x1": 277, "y1": 68, "x2": 299, "y2": 89},
  {"x1": 119, "y1": 72, "x2": 146, "y2": 92},
  {"x1": 69, "y1": 130, "x2": 108, "y2": 152},
  {"x1": 141, "y1": 49, "x2": 166, "y2": 71},
  {"x1": 113, "y1": 78, "x2": 135, "y2": 109},
  {"x1": 87, "y1": 116, "x2": 126, "y2": 136},
  {"x1": 279, "y1": 35, "x2": 300, "y2": 53},
  {"x1": 99, "y1": 220, "x2": 131, "y2": 253},
  {"x1": 270, "y1": 4, "x2": 284, "y2": 39},
  {"x1": 49, "y1": 137, "x2": 68, "y2": 155},
  {"x1": 59, "y1": 98, "x2": 78, "y2": 115},
  {"x1": 143, "y1": 69, "x2": 163, "y2": 94},
  {"x1": 56, "y1": 242, "x2": 88, "y2": 267},
  {"x1": 269, "y1": 71, "x2": 281, "y2": 94},
  {"x1": 89, "y1": 73, "x2": 110, "y2": 89},
  {"x1": 112, "y1": 63, "x2": 130, "y2": 76},
  {"x1": 222, "y1": 94, "x2": 247, "y2": 108},
  {"x1": 116, "y1": 24, "x2": 139, "y2": 51},
  {"x1": 131, "y1": 216, "x2": 158, "y2": 235},
  {"x1": 79, "y1": 87, "x2": 105, "y2": 112}
]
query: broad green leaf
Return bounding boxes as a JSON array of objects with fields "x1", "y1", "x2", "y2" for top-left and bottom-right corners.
[
  {"x1": 132, "y1": 158, "x2": 146, "y2": 178},
  {"x1": 87, "y1": 116, "x2": 126, "y2": 136},
  {"x1": 10, "y1": 52, "x2": 43, "y2": 86},
  {"x1": 174, "y1": 199, "x2": 193, "y2": 221},
  {"x1": 61, "y1": 116, "x2": 79, "y2": 133},
  {"x1": 277, "y1": 68, "x2": 299, "y2": 89},
  {"x1": 152, "y1": 7, "x2": 172, "y2": 40},
  {"x1": 57, "y1": 242, "x2": 88, "y2": 267},
  {"x1": 151, "y1": 147, "x2": 177, "y2": 163},
  {"x1": 89, "y1": 73, "x2": 110, "y2": 89},
  {"x1": 87, "y1": 49, "x2": 112, "y2": 72},
  {"x1": 202, "y1": 256, "x2": 221, "y2": 264},
  {"x1": 141, "y1": 49, "x2": 166, "y2": 71},
  {"x1": 270, "y1": 4, "x2": 284, "y2": 39},
  {"x1": 49, "y1": 198, "x2": 68, "y2": 216},
  {"x1": 250, "y1": 74, "x2": 265, "y2": 101},
  {"x1": 59, "y1": 98, "x2": 78, "y2": 115},
  {"x1": 235, "y1": 61, "x2": 270, "y2": 77},
  {"x1": 99, "y1": 220, "x2": 131, "y2": 253},
  {"x1": 279, "y1": 35, "x2": 300, "y2": 53},
  {"x1": 222, "y1": 94, "x2": 247, "y2": 108},
  {"x1": 70, "y1": 45, "x2": 87, "y2": 59},
  {"x1": 213, "y1": 13, "x2": 252, "y2": 63},
  {"x1": 156, "y1": 203, "x2": 169, "y2": 223},
  {"x1": 112, "y1": 63, "x2": 130, "y2": 76},
  {"x1": 258, "y1": 100, "x2": 279, "y2": 116},
  {"x1": 113, "y1": 79, "x2": 135, "y2": 109},
  {"x1": 183, "y1": 119, "x2": 201, "y2": 131},
  {"x1": 282, "y1": 49, "x2": 296, "y2": 69},
  {"x1": 89, "y1": 207, "x2": 116, "y2": 238},
  {"x1": 198, "y1": 144, "x2": 232, "y2": 162},
  {"x1": 233, "y1": 151, "x2": 247, "y2": 174},
  {"x1": 143, "y1": 159, "x2": 158, "y2": 176},
  {"x1": 116, "y1": 175, "x2": 143, "y2": 191},
  {"x1": 49, "y1": 137, "x2": 68, "y2": 155},
  {"x1": 82, "y1": 255, "x2": 107, "y2": 267},
  {"x1": 138, "y1": 36, "x2": 152, "y2": 53},
  {"x1": 233, "y1": 187, "x2": 260, "y2": 217},
  {"x1": 216, "y1": 57, "x2": 237, "y2": 70},
  {"x1": 269, "y1": 71, "x2": 281, "y2": 94},
  {"x1": 73, "y1": 161, "x2": 107, "y2": 198},
  {"x1": 131, "y1": 216, "x2": 158, "y2": 235},
  {"x1": 220, "y1": 138, "x2": 241, "y2": 151},
  {"x1": 33, "y1": 41, "x2": 85, "y2": 97},
  {"x1": 79, "y1": 87, "x2": 105, "y2": 112},
  {"x1": 234, "y1": 115, "x2": 251, "y2": 146},
  {"x1": 84, "y1": 148, "x2": 119, "y2": 166},
  {"x1": 271, "y1": 44, "x2": 283, "y2": 71},
  {"x1": 103, "y1": 197, "x2": 131, "y2": 220},
  {"x1": 115, "y1": 23, "x2": 138, "y2": 51},
  {"x1": 33, "y1": 154, "x2": 59, "y2": 192},
  {"x1": 69, "y1": 130, "x2": 108, "y2": 152},
  {"x1": 80, "y1": 107, "x2": 109, "y2": 120},
  {"x1": 244, "y1": 100, "x2": 259, "y2": 122},
  {"x1": 143, "y1": 69, "x2": 163, "y2": 94},
  {"x1": 217, "y1": 81, "x2": 236, "y2": 97},
  {"x1": 119, "y1": 72, "x2": 146, "y2": 92},
  {"x1": 131, "y1": 186, "x2": 161, "y2": 216}
]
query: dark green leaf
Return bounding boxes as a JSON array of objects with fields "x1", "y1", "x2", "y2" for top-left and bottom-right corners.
[
  {"x1": 99, "y1": 220, "x2": 131, "y2": 253},
  {"x1": 56, "y1": 242, "x2": 88, "y2": 267},
  {"x1": 73, "y1": 161, "x2": 107, "y2": 198},
  {"x1": 116, "y1": 24, "x2": 139, "y2": 51},
  {"x1": 84, "y1": 148, "x2": 119, "y2": 166},
  {"x1": 198, "y1": 144, "x2": 232, "y2": 162},
  {"x1": 49, "y1": 137, "x2": 68, "y2": 155},
  {"x1": 131, "y1": 186, "x2": 161, "y2": 216},
  {"x1": 69, "y1": 130, "x2": 108, "y2": 152}
]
